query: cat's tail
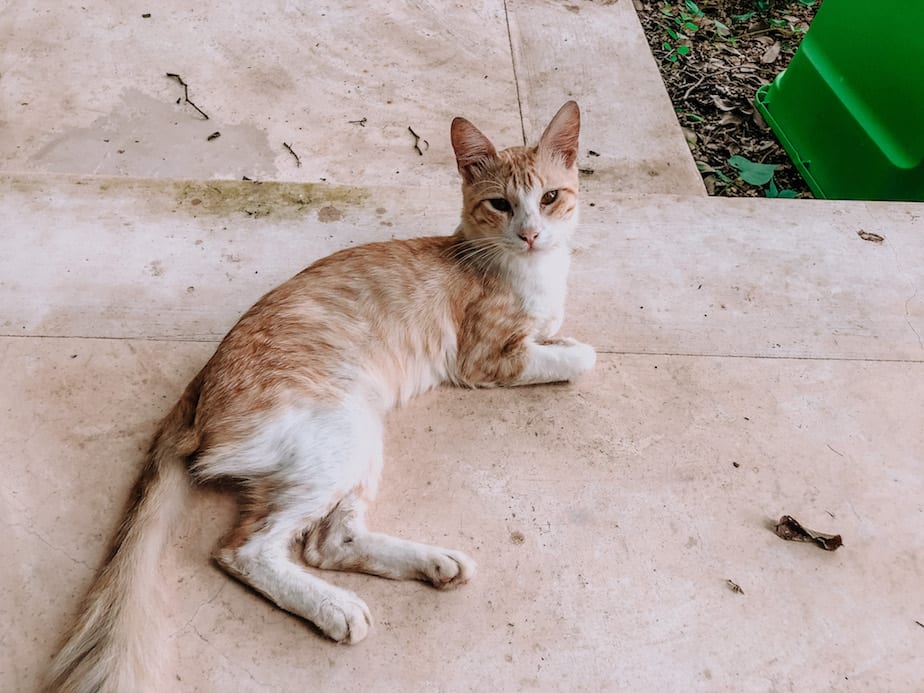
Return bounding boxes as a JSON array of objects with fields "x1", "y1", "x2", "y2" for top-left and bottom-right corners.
[{"x1": 45, "y1": 372, "x2": 203, "y2": 693}]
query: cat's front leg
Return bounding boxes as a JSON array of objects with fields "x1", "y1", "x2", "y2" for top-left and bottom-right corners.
[{"x1": 512, "y1": 337, "x2": 596, "y2": 386}]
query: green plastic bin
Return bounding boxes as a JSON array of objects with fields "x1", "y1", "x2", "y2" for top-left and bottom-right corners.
[{"x1": 755, "y1": 0, "x2": 924, "y2": 201}]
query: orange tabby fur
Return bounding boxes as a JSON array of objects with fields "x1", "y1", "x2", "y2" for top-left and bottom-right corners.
[{"x1": 46, "y1": 101, "x2": 594, "y2": 693}]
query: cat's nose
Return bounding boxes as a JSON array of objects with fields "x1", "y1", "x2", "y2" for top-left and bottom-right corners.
[{"x1": 518, "y1": 228, "x2": 539, "y2": 248}]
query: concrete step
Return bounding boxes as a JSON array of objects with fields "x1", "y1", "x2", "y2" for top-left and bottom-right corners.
[
  {"x1": 3, "y1": 173, "x2": 921, "y2": 360},
  {"x1": 0, "y1": 0, "x2": 703, "y2": 195},
  {"x1": 4, "y1": 336, "x2": 922, "y2": 692}
]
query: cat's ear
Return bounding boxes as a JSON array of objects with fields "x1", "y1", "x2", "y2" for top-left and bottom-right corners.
[
  {"x1": 538, "y1": 101, "x2": 580, "y2": 168},
  {"x1": 451, "y1": 117, "x2": 497, "y2": 183}
]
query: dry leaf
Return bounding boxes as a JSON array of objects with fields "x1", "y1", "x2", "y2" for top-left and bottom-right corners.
[
  {"x1": 717, "y1": 113, "x2": 743, "y2": 127},
  {"x1": 712, "y1": 95, "x2": 736, "y2": 111},
  {"x1": 774, "y1": 515, "x2": 843, "y2": 551},
  {"x1": 858, "y1": 230, "x2": 885, "y2": 243},
  {"x1": 726, "y1": 579, "x2": 744, "y2": 594},
  {"x1": 761, "y1": 42, "x2": 782, "y2": 64}
]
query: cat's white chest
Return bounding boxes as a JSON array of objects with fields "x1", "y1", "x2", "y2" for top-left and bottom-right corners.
[{"x1": 510, "y1": 249, "x2": 570, "y2": 339}]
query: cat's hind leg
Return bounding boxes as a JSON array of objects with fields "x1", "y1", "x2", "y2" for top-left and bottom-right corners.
[
  {"x1": 302, "y1": 491, "x2": 476, "y2": 590},
  {"x1": 214, "y1": 490, "x2": 372, "y2": 644}
]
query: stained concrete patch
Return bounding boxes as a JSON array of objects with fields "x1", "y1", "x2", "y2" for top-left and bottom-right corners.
[
  {"x1": 28, "y1": 89, "x2": 278, "y2": 180},
  {"x1": 169, "y1": 179, "x2": 368, "y2": 220},
  {"x1": 317, "y1": 205, "x2": 344, "y2": 222}
]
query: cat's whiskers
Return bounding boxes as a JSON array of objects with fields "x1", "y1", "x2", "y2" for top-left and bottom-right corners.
[{"x1": 452, "y1": 237, "x2": 508, "y2": 273}]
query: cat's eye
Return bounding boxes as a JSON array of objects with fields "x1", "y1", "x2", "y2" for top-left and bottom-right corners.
[
  {"x1": 487, "y1": 198, "x2": 512, "y2": 213},
  {"x1": 541, "y1": 190, "x2": 559, "y2": 206}
]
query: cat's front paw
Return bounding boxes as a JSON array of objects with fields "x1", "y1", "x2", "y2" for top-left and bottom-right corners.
[
  {"x1": 316, "y1": 589, "x2": 372, "y2": 644},
  {"x1": 564, "y1": 339, "x2": 596, "y2": 377},
  {"x1": 419, "y1": 549, "x2": 477, "y2": 590}
]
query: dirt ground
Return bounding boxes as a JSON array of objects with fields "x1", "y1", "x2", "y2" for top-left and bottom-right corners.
[{"x1": 635, "y1": 0, "x2": 821, "y2": 197}]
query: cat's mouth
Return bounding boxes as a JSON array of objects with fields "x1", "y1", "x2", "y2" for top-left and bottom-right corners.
[{"x1": 518, "y1": 239, "x2": 550, "y2": 254}]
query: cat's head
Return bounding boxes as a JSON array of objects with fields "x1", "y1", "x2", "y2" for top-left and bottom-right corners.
[{"x1": 450, "y1": 101, "x2": 580, "y2": 263}]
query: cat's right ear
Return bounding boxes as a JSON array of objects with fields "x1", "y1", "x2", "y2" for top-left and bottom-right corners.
[{"x1": 451, "y1": 118, "x2": 497, "y2": 183}]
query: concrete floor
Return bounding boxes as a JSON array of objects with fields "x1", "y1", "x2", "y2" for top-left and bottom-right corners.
[{"x1": 2, "y1": 2, "x2": 923, "y2": 692}]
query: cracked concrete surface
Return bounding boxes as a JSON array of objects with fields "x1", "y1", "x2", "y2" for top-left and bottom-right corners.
[{"x1": 1, "y1": 1, "x2": 923, "y2": 692}]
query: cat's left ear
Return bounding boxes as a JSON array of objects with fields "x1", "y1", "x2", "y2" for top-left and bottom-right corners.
[
  {"x1": 538, "y1": 101, "x2": 580, "y2": 168},
  {"x1": 451, "y1": 117, "x2": 497, "y2": 183}
]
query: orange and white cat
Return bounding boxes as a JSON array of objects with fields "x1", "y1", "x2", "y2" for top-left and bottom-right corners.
[{"x1": 47, "y1": 101, "x2": 595, "y2": 692}]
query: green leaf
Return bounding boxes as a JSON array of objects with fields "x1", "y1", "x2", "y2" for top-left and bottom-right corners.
[
  {"x1": 662, "y1": 41, "x2": 672, "y2": 50},
  {"x1": 667, "y1": 27, "x2": 679, "y2": 39},
  {"x1": 732, "y1": 11, "x2": 756, "y2": 22},
  {"x1": 715, "y1": 169, "x2": 732, "y2": 183},
  {"x1": 728, "y1": 155, "x2": 778, "y2": 185},
  {"x1": 685, "y1": 0, "x2": 704, "y2": 17},
  {"x1": 684, "y1": 21, "x2": 699, "y2": 32},
  {"x1": 685, "y1": 113, "x2": 704, "y2": 122},
  {"x1": 766, "y1": 179, "x2": 779, "y2": 198},
  {"x1": 676, "y1": 45, "x2": 691, "y2": 55},
  {"x1": 669, "y1": 53, "x2": 679, "y2": 62},
  {"x1": 714, "y1": 19, "x2": 730, "y2": 36},
  {"x1": 777, "y1": 189, "x2": 798, "y2": 198}
]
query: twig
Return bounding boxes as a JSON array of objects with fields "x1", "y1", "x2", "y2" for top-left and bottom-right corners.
[
  {"x1": 207, "y1": 131, "x2": 221, "y2": 141},
  {"x1": 737, "y1": 27, "x2": 780, "y2": 39},
  {"x1": 166, "y1": 73, "x2": 209, "y2": 120},
  {"x1": 283, "y1": 142, "x2": 302, "y2": 167},
  {"x1": 682, "y1": 73, "x2": 707, "y2": 101},
  {"x1": 408, "y1": 126, "x2": 429, "y2": 156},
  {"x1": 348, "y1": 117, "x2": 367, "y2": 127}
]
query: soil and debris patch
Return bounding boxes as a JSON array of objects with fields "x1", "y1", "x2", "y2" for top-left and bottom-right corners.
[{"x1": 635, "y1": 0, "x2": 822, "y2": 197}]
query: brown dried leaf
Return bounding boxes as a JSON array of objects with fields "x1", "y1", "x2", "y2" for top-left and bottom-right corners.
[
  {"x1": 858, "y1": 230, "x2": 885, "y2": 243},
  {"x1": 717, "y1": 113, "x2": 743, "y2": 127},
  {"x1": 726, "y1": 579, "x2": 744, "y2": 594},
  {"x1": 712, "y1": 95, "x2": 736, "y2": 111},
  {"x1": 761, "y1": 42, "x2": 782, "y2": 64},
  {"x1": 774, "y1": 515, "x2": 843, "y2": 551}
]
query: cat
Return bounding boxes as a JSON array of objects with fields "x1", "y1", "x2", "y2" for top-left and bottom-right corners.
[{"x1": 46, "y1": 100, "x2": 595, "y2": 693}]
